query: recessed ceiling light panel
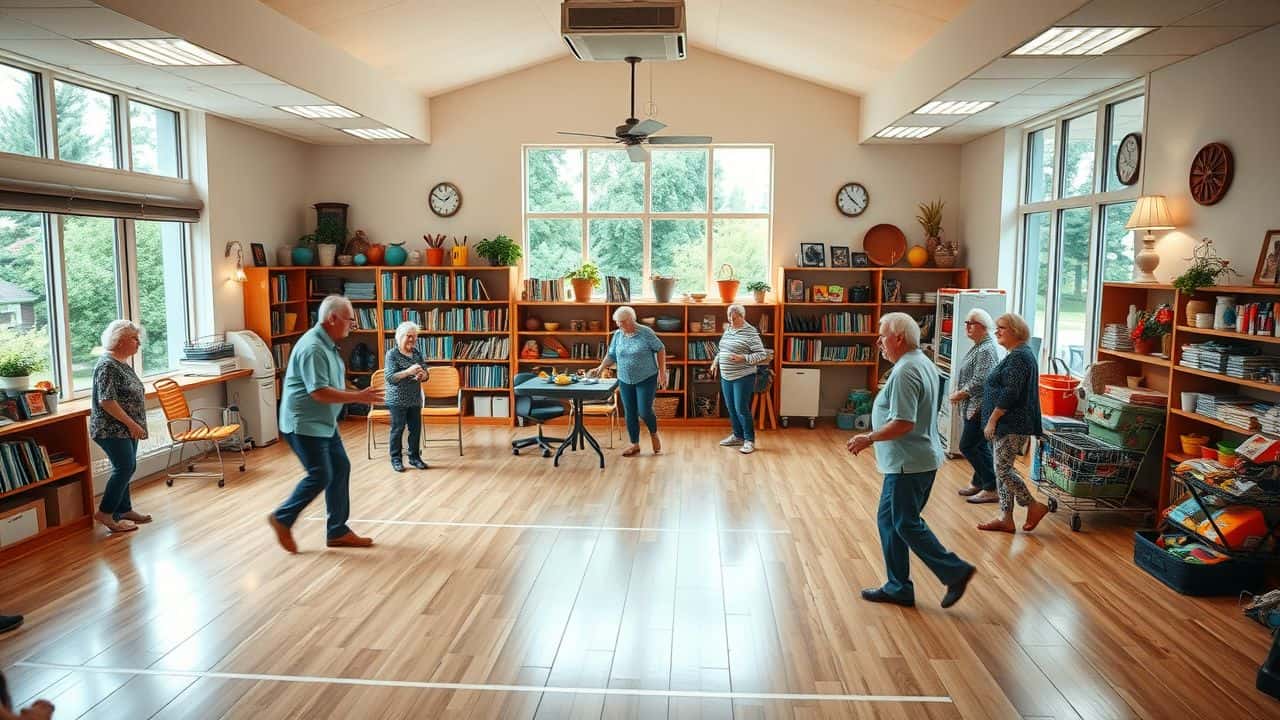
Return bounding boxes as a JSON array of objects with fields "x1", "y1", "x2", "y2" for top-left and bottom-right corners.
[
  {"x1": 342, "y1": 128, "x2": 410, "y2": 140},
  {"x1": 915, "y1": 100, "x2": 996, "y2": 115},
  {"x1": 87, "y1": 38, "x2": 237, "y2": 66},
  {"x1": 875, "y1": 126, "x2": 942, "y2": 139},
  {"x1": 277, "y1": 105, "x2": 361, "y2": 119},
  {"x1": 1009, "y1": 27, "x2": 1154, "y2": 56}
]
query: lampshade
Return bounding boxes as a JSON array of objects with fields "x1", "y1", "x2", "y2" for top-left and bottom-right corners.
[{"x1": 1125, "y1": 195, "x2": 1175, "y2": 230}]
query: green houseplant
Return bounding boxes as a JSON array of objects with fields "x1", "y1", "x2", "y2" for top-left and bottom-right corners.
[
  {"x1": 746, "y1": 280, "x2": 771, "y2": 303},
  {"x1": 0, "y1": 329, "x2": 47, "y2": 391},
  {"x1": 314, "y1": 215, "x2": 345, "y2": 266},
  {"x1": 565, "y1": 262, "x2": 603, "y2": 303},
  {"x1": 917, "y1": 199, "x2": 956, "y2": 266},
  {"x1": 475, "y1": 235, "x2": 522, "y2": 266},
  {"x1": 1173, "y1": 237, "x2": 1238, "y2": 294}
]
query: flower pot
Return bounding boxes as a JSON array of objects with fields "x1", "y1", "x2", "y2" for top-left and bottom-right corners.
[
  {"x1": 716, "y1": 279, "x2": 740, "y2": 303},
  {"x1": 291, "y1": 246, "x2": 314, "y2": 266},
  {"x1": 385, "y1": 242, "x2": 408, "y2": 266},
  {"x1": 450, "y1": 246, "x2": 469, "y2": 266},
  {"x1": 0, "y1": 376, "x2": 30, "y2": 391},
  {"x1": 317, "y1": 244, "x2": 337, "y2": 266},
  {"x1": 1185, "y1": 299, "x2": 1212, "y2": 324},
  {"x1": 425, "y1": 247, "x2": 445, "y2": 266},
  {"x1": 336, "y1": 254, "x2": 354, "y2": 266},
  {"x1": 277, "y1": 246, "x2": 294, "y2": 266},
  {"x1": 653, "y1": 276, "x2": 677, "y2": 303},
  {"x1": 1133, "y1": 337, "x2": 1157, "y2": 355},
  {"x1": 753, "y1": 290, "x2": 766, "y2": 303},
  {"x1": 571, "y1": 278, "x2": 595, "y2": 302}
]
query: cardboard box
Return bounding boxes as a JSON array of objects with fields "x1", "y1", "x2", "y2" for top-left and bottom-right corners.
[
  {"x1": 0, "y1": 499, "x2": 46, "y2": 547},
  {"x1": 41, "y1": 479, "x2": 86, "y2": 526}
]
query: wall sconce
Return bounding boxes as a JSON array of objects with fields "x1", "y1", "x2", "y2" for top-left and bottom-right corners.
[
  {"x1": 224, "y1": 241, "x2": 248, "y2": 283},
  {"x1": 1125, "y1": 195, "x2": 1175, "y2": 283}
]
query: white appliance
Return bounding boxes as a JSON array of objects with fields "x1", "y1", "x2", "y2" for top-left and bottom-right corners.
[
  {"x1": 561, "y1": 1, "x2": 687, "y2": 61},
  {"x1": 935, "y1": 290, "x2": 1007, "y2": 456},
  {"x1": 780, "y1": 368, "x2": 821, "y2": 429},
  {"x1": 226, "y1": 330, "x2": 278, "y2": 447}
]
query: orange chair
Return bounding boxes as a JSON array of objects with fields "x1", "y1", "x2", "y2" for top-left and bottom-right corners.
[
  {"x1": 420, "y1": 366, "x2": 463, "y2": 456},
  {"x1": 154, "y1": 378, "x2": 246, "y2": 488},
  {"x1": 365, "y1": 369, "x2": 392, "y2": 458},
  {"x1": 574, "y1": 388, "x2": 619, "y2": 448}
]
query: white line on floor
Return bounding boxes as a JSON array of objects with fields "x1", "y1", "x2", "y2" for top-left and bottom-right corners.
[
  {"x1": 14, "y1": 662, "x2": 950, "y2": 704},
  {"x1": 301, "y1": 516, "x2": 792, "y2": 534}
]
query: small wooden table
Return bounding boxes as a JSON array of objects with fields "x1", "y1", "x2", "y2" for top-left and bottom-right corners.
[{"x1": 514, "y1": 377, "x2": 619, "y2": 469}]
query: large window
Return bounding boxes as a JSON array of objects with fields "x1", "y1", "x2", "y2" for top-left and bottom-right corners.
[
  {"x1": 134, "y1": 221, "x2": 189, "y2": 375},
  {"x1": 524, "y1": 145, "x2": 773, "y2": 296},
  {"x1": 0, "y1": 64, "x2": 40, "y2": 157},
  {"x1": 55, "y1": 80, "x2": 119, "y2": 169},
  {"x1": 0, "y1": 211, "x2": 54, "y2": 383},
  {"x1": 129, "y1": 101, "x2": 181, "y2": 177},
  {"x1": 62, "y1": 216, "x2": 122, "y2": 389}
]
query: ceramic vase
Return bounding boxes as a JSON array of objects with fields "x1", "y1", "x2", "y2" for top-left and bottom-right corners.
[
  {"x1": 277, "y1": 246, "x2": 294, "y2": 266},
  {"x1": 425, "y1": 248, "x2": 445, "y2": 266},
  {"x1": 317, "y1": 244, "x2": 337, "y2": 266},
  {"x1": 292, "y1": 246, "x2": 315, "y2": 266}
]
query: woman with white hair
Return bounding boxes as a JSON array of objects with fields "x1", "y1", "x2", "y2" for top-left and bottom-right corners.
[
  {"x1": 383, "y1": 320, "x2": 429, "y2": 472},
  {"x1": 949, "y1": 308, "x2": 1001, "y2": 504},
  {"x1": 90, "y1": 319, "x2": 151, "y2": 533},
  {"x1": 591, "y1": 305, "x2": 667, "y2": 456},
  {"x1": 710, "y1": 303, "x2": 769, "y2": 454}
]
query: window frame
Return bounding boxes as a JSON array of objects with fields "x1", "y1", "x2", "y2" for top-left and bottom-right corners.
[{"x1": 0, "y1": 59, "x2": 47, "y2": 158}]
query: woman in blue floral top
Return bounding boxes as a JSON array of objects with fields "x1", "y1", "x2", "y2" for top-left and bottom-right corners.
[
  {"x1": 591, "y1": 306, "x2": 667, "y2": 457},
  {"x1": 90, "y1": 320, "x2": 151, "y2": 533},
  {"x1": 384, "y1": 321, "x2": 429, "y2": 472}
]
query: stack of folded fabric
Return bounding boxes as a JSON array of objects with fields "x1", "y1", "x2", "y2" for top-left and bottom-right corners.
[
  {"x1": 1104, "y1": 385, "x2": 1167, "y2": 406},
  {"x1": 1101, "y1": 324, "x2": 1134, "y2": 351}
]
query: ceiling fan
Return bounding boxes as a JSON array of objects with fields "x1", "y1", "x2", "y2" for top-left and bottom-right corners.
[{"x1": 558, "y1": 56, "x2": 711, "y2": 162}]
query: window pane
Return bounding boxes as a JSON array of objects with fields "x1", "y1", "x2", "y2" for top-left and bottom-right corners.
[
  {"x1": 63, "y1": 215, "x2": 120, "y2": 390},
  {"x1": 651, "y1": 219, "x2": 707, "y2": 294},
  {"x1": 588, "y1": 219, "x2": 642, "y2": 297},
  {"x1": 1061, "y1": 112, "x2": 1096, "y2": 198},
  {"x1": 1055, "y1": 207, "x2": 1092, "y2": 375},
  {"x1": 129, "y1": 100, "x2": 180, "y2": 177},
  {"x1": 527, "y1": 218, "x2": 582, "y2": 280},
  {"x1": 1025, "y1": 127, "x2": 1055, "y2": 203},
  {"x1": 136, "y1": 221, "x2": 187, "y2": 375},
  {"x1": 712, "y1": 219, "x2": 768, "y2": 295},
  {"x1": 1104, "y1": 96, "x2": 1144, "y2": 191},
  {"x1": 1021, "y1": 212, "x2": 1051, "y2": 357},
  {"x1": 587, "y1": 149, "x2": 642, "y2": 212},
  {"x1": 0, "y1": 211, "x2": 53, "y2": 384},
  {"x1": 651, "y1": 149, "x2": 707, "y2": 213},
  {"x1": 1102, "y1": 201, "x2": 1137, "y2": 282},
  {"x1": 713, "y1": 147, "x2": 770, "y2": 213},
  {"x1": 55, "y1": 81, "x2": 118, "y2": 168},
  {"x1": 526, "y1": 148, "x2": 582, "y2": 212},
  {"x1": 0, "y1": 64, "x2": 40, "y2": 157}
]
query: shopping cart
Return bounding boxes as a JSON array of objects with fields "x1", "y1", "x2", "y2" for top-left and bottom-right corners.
[{"x1": 1034, "y1": 430, "x2": 1156, "y2": 531}]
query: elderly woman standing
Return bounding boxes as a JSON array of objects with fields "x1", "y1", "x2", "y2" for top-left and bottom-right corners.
[
  {"x1": 591, "y1": 306, "x2": 667, "y2": 456},
  {"x1": 384, "y1": 321, "x2": 429, "y2": 472},
  {"x1": 949, "y1": 308, "x2": 1001, "y2": 504},
  {"x1": 979, "y1": 312, "x2": 1050, "y2": 533},
  {"x1": 710, "y1": 303, "x2": 769, "y2": 454},
  {"x1": 90, "y1": 320, "x2": 151, "y2": 533}
]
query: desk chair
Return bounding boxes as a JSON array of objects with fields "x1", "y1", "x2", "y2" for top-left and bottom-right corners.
[
  {"x1": 155, "y1": 378, "x2": 247, "y2": 488},
  {"x1": 512, "y1": 371, "x2": 566, "y2": 457},
  {"x1": 421, "y1": 366, "x2": 464, "y2": 456},
  {"x1": 365, "y1": 369, "x2": 391, "y2": 459}
]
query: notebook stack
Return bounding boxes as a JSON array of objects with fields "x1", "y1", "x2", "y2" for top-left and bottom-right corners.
[
  {"x1": 1261, "y1": 407, "x2": 1280, "y2": 436},
  {"x1": 1104, "y1": 385, "x2": 1167, "y2": 407},
  {"x1": 1216, "y1": 400, "x2": 1269, "y2": 432},
  {"x1": 1179, "y1": 341, "x2": 1258, "y2": 373},
  {"x1": 1226, "y1": 354, "x2": 1280, "y2": 380},
  {"x1": 1100, "y1": 324, "x2": 1133, "y2": 351}
]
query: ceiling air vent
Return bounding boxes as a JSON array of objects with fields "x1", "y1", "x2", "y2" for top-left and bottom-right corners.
[{"x1": 561, "y1": 0, "x2": 687, "y2": 62}]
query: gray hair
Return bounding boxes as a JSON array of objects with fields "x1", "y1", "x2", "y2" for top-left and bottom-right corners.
[
  {"x1": 879, "y1": 312, "x2": 920, "y2": 348},
  {"x1": 317, "y1": 294, "x2": 353, "y2": 324},
  {"x1": 965, "y1": 308, "x2": 994, "y2": 331},
  {"x1": 100, "y1": 319, "x2": 142, "y2": 352},
  {"x1": 726, "y1": 303, "x2": 746, "y2": 319},
  {"x1": 394, "y1": 321, "x2": 420, "y2": 346},
  {"x1": 996, "y1": 312, "x2": 1032, "y2": 342},
  {"x1": 612, "y1": 305, "x2": 637, "y2": 323}
]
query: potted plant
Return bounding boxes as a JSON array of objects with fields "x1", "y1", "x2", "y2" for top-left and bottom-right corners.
[
  {"x1": 917, "y1": 199, "x2": 956, "y2": 266},
  {"x1": 747, "y1": 280, "x2": 771, "y2": 303},
  {"x1": 0, "y1": 331, "x2": 46, "y2": 391},
  {"x1": 565, "y1": 262, "x2": 602, "y2": 303},
  {"x1": 291, "y1": 234, "x2": 315, "y2": 266},
  {"x1": 314, "y1": 215, "x2": 345, "y2": 266},
  {"x1": 652, "y1": 274, "x2": 677, "y2": 303},
  {"x1": 715, "y1": 263, "x2": 740, "y2": 303},
  {"x1": 1173, "y1": 237, "x2": 1239, "y2": 294},
  {"x1": 475, "y1": 234, "x2": 522, "y2": 266},
  {"x1": 1130, "y1": 303, "x2": 1172, "y2": 355}
]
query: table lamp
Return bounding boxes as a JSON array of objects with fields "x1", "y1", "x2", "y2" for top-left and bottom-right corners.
[{"x1": 1125, "y1": 195, "x2": 1175, "y2": 283}]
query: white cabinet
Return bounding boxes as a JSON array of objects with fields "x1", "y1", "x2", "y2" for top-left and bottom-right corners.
[{"x1": 780, "y1": 368, "x2": 821, "y2": 429}]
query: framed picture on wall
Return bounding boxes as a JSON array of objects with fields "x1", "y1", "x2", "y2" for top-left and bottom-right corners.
[
  {"x1": 830, "y1": 245, "x2": 851, "y2": 267},
  {"x1": 850, "y1": 251, "x2": 871, "y2": 267},
  {"x1": 1253, "y1": 229, "x2": 1280, "y2": 286},
  {"x1": 250, "y1": 242, "x2": 269, "y2": 267},
  {"x1": 799, "y1": 243, "x2": 826, "y2": 267}
]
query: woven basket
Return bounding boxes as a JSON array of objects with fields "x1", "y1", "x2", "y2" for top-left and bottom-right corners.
[
  {"x1": 1078, "y1": 360, "x2": 1126, "y2": 398},
  {"x1": 653, "y1": 396, "x2": 681, "y2": 419}
]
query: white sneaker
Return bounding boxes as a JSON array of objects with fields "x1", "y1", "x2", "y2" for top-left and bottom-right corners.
[
  {"x1": 740, "y1": 441, "x2": 755, "y2": 454},
  {"x1": 720, "y1": 434, "x2": 743, "y2": 447}
]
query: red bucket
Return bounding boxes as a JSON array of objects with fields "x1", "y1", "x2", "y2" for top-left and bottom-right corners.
[{"x1": 1039, "y1": 358, "x2": 1080, "y2": 416}]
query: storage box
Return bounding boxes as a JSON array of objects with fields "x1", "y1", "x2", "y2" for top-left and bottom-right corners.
[
  {"x1": 0, "y1": 499, "x2": 46, "y2": 547},
  {"x1": 1133, "y1": 530, "x2": 1263, "y2": 596},
  {"x1": 491, "y1": 396, "x2": 510, "y2": 418},
  {"x1": 1085, "y1": 394, "x2": 1164, "y2": 450},
  {"x1": 40, "y1": 479, "x2": 86, "y2": 527},
  {"x1": 471, "y1": 396, "x2": 492, "y2": 417}
]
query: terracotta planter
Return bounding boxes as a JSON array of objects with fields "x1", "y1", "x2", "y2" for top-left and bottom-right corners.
[
  {"x1": 425, "y1": 247, "x2": 445, "y2": 266},
  {"x1": 571, "y1": 278, "x2": 595, "y2": 302},
  {"x1": 1133, "y1": 337, "x2": 1157, "y2": 355},
  {"x1": 716, "y1": 279, "x2": 740, "y2": 303}
]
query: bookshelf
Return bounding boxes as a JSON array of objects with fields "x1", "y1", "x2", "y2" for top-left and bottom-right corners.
[{"x1": 0, "y1": 409, "x2": 93, "y2": 566}]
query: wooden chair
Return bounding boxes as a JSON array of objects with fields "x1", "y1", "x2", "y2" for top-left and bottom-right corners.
[
  {"x1": 154, "y1": 378, "x2": 247, "y2": 488},
  {"x1": 574, "y1": 388, "x2": 619, "y2": 448},
  {"x1": 420, "y1": 366, "x2": 463, "y2": 456},
  {"x1": 365, "y1": 369, "x2": 391, "y2": 459}
]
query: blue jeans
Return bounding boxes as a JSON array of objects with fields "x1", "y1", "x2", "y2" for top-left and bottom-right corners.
[
  {"x1": 720, "y1": 375, "x2": 755, "y2": 442},
  {"x1": 274, "y1": 431, "x2": 352, "y2": 541},
  {"x1": 876, "y1": 470, "x2": 972, "y2": 601},
  {"x1": 94, "y1": 437, "x2": 137, "y2": 520},
  {"x1": 959, "y1": 413, "x2": 996, "y2": 491},
  {"x1": 388, "y1": 406, "x2": 422, "y2": 462},
  {"x1": 618, "y1": 375, "x2": 658, "y2": 443}
]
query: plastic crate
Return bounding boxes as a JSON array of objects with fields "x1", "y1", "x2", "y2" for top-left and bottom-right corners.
[{"x1": 1133, "y1": 530, "x2": 1263, "y2": 596}]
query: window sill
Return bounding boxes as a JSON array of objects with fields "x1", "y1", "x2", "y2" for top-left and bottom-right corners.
[{"x1": 60, "y1": 368, "x2": 254, "y2": 414}]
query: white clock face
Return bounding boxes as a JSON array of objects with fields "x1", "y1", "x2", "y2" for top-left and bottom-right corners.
[
  {"x1": 429, "y1": 183, "x2": 461, "y2": 217},
  {"x1": 1116, "y1": 133, "x2": 1141, "y2": 185},
  {"x1": 837, "y1": 183, "x2": 868, "y2": 216}
]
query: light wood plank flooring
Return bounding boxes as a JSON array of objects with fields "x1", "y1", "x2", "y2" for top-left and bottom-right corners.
[{"x1": 0, "y1": 422, "x2": 1273, "y2": 719}]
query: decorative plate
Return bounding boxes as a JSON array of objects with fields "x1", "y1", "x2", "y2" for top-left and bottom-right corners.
[
  {"x1": 863, "y1": 224, "x2": 907, "y2": 266},
  {"x1": 1189, "y1": 142, "x2": 1233, "y2": 206}
]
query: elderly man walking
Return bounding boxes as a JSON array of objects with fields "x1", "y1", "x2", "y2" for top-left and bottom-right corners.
[
  {"x1": 268, "y1": 295, "x2": 383, "y2": 553},
  {"x1": 847, "y1": 312, "x2": 976, "y2": 608}
]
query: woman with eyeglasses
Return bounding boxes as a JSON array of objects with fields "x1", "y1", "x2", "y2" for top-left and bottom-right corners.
[
  {"x1": 979, "y1": 312, "x2": 1050, "y2": 533},
  {"x1": 948, "y1": 309, "x2": 1001, "y2": 504}
]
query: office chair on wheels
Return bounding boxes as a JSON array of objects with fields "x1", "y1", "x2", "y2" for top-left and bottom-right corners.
[{"x1": 512, "y1": 371, "x2": 566, "y2": 458}]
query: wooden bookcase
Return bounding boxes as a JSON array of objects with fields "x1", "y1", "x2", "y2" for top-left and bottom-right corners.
[{"x1": 0, "y1": 409, "x2": 93, "y2": 566}]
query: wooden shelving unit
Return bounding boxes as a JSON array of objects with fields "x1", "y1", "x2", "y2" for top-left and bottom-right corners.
[{"x1": 0, "y1": 409, "x2": 93, "y2": 566}]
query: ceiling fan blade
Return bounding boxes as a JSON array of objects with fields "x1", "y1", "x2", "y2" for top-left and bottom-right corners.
[
  {"x1": 626, "y1": 144, "x2": 649, "y2": 162},
  {"x1": 557, "y1": 131, "x2": 620, "y2": 140},
  {"x1": 624, "y1": 118, "x2": 666, "y2": 137},
  {"x1": 648, "y1": 135, "x2": 713, "y2": 145}
]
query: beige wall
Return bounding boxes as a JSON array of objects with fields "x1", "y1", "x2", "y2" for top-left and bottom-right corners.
[{"x1": 958, "y1": 128, "x2": 1021, "y2": 290}]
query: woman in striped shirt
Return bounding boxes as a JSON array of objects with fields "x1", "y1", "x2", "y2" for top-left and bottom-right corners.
[{"x1": 710, "y1": 304, "x2": 770, "y2": 454}]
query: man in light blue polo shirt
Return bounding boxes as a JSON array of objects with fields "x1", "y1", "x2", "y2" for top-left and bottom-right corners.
[
  {"x1": 847, "y1": 312, "x2": 976, "y2": 609},
  {"x1": 268, "y1": 295, "x2": 383, "y2": 553}
]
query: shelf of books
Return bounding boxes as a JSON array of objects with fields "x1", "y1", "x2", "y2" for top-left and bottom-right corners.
[{"x1": 0, "y1": 410, "x2": 93, "y2": 566}]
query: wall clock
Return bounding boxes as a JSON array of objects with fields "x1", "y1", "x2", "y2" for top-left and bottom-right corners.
[
  {"x1": 1189, "y1": 142, "x2": 1233, "y2": 206},
  {"x1": 429, "y1": 181, "x2": 462, "y2": 217},
  {"x1": 836, "y1": 182, "x2": 869, "y2": 217},
  {"x1": 1115, "y1": 132, "x2": 1141, "y2": 186}
]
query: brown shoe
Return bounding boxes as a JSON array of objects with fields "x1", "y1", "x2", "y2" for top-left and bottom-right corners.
[
  {"x1": 958, "y1": 485, "x2": 981, "y2": 497},
  {"x1": 651, "y1": 433, "x2": 662, "y2": 455},
  {"x1": 268, "y1": 514, "x2": 297, "y2": 554},
  {"x1": 326, "y1": 531, "x2": 374, "y2": 548}
]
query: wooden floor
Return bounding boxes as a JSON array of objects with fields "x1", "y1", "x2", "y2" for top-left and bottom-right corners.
[{"x1": 0, "y1": 422, "x2": 1274, "y2": 719}]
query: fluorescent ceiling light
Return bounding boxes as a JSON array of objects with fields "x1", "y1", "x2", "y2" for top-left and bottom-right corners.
[
  {"x1": 342, "y1": 128, "x2": 410, "y2": 140},
  {"x1": 915, "y1": 100, "x2": 996, "y2": 115},
  {"x1": 88, "y1": 38, "x2": 236, "y2": 66},
  {"x1": 875, "y1": 126, "x2": 941, "y2": 139},
  {"x1": 1009, "y1": 27, "x2": 1154, "y2": 56},
  {"x1": 277, "y1": 105, "x2": 361, "y2": 119}
]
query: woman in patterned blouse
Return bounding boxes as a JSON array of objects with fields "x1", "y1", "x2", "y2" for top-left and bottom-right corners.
[
  {"x1": 979, "y1": 313, "x2": 1050, "y2": 533},
  {"x1": 90, "y1": 320, "x2": 151, "y2": 533},
  {"x1": 710, "y1": 304, "x2": 770, "y2": 454},
  {"x1": 384, "y1": 321, "x2": 429, "y2": 472},
  {"x1": 950, "y1": 308, "x2": 1001, "y2": 504}
]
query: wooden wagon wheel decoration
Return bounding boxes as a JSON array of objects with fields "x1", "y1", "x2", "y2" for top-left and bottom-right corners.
[{"x1": 1189, "y1": 142, "x2": 1233, "y2": 206}]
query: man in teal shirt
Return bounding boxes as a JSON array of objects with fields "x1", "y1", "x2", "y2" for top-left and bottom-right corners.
[
  {"x1": 847, "y1": 312, "x2": 975, "y2": 609},
  {"x1": 268, "y1": 295, "x2": 383, "y2": 552}
]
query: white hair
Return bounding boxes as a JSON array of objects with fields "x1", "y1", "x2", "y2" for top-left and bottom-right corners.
[
  {"x1": 317, "y1": 294, "x2": 353, "y2": 324},
  {"x1": 726, "y1": 303, "x2": 746, "y2": 319},
  {"x1": 100, "y1": 319, "x2": 142, "y2": 352},
  {"x1": 966, "y1": 308, "x2": 994, "y2": 331},
  {"x1": 394, "y1": 321, "x2": 420, "y2": 346},
  {"x1": 880, "y1": 312, "x2": 920, "y2": 348},
  {"x1": 612, "y1": 306, "x2": 637, "y2": 323}
]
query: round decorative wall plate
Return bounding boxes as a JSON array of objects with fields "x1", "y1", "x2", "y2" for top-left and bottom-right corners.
[
  {"x1": 863, "y1": 224, "x2": 907, "y2": 266},
  {"x1": 1189, "y1": 142, "x2": 1233, "y2": 206}
]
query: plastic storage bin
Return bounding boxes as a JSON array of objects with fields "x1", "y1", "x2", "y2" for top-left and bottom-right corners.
[
  {"x1": 1133, "y1": 530, "x2": 1263, "y2": 596},
  {"x1": 1085, "y1": 393, "x2": 1164, "y2": 450}
]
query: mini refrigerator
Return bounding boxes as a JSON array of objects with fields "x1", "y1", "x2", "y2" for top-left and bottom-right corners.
[
  {"x1": 780, "y1": 367, "x2": 821, "y2": 429},
  {"x1": 935, "y1": 289, "x2": 1007, "y2": 456}
]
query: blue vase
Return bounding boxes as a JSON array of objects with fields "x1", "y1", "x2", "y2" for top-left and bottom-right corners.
[
  {"x1": 292, "y1": 246, "x2": 314, "y2": 266},
  {"x1": 353, "y1": 253, "x2": 367, "y2": 266},
  {"x1": 385, "y1": 243, "x2": 407, "y2": 266}
]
